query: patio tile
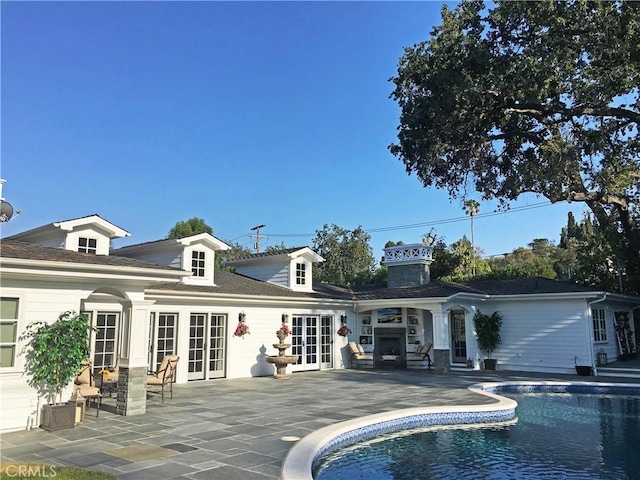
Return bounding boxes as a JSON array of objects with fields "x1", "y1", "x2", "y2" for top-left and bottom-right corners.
[
  {"x1": 3, "y1": 370, "x2": 637, "y2": 480},
  {"x1": 106, "y1": 444, "x2": 177, "y2": 462}
]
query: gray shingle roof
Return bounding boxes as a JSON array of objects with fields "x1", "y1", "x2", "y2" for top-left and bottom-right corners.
[
  {"x1": 148, "y1": 271, "x2": 355, "y2": 299},
  {"x1": 1, "y1": 239, "x2": 604, "y2": 300},
  {"x1": 0, "y1": 240, "x2": 183, "y2": 271}
]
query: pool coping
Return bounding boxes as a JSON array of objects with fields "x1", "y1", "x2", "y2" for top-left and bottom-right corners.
[{"x1": 280, "y1": 380, "x2": 640, "y2": 480}]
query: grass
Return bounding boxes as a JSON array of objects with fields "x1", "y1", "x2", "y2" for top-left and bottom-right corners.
[{"x1": 0, "y1": 464, "x2": 116, "y2": 479}]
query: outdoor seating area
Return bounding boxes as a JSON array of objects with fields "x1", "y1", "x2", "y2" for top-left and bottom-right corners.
[
  {"x1": 73, "y1": 361, "x2": 102, "y2": 417},
  {"x1": 348, "y1": 341, "x2": 373, "y2": 368},
  {"x1": 146, "y1": 355, "x2": 180, "y2": 402}
]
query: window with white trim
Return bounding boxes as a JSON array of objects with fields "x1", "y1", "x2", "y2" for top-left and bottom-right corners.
[
  {"x1": 192, "y1": 251, "x2": 206, "y2": 277},
  {"x1": 78, "y1": 237, "x2": 97, "y2": 254},
  {"x1": 0, "y1": 298, "x2": 19, "y2": 368},
  {"x1": 592, "y1": 308, "x2": 607, "y2": 342},
  {"x1": 296, "y1": 262, "x2": 306, "y2": 285}
]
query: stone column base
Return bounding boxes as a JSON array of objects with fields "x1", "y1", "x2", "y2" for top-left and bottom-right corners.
[
  {"x1": 433, "y1": 349, "x2": 450, "y2": 374},
  {"x1": 116, "y1": 366, "x2": 147, "y2": 416}
]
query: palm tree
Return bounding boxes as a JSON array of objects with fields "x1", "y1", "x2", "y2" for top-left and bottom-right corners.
[{"x1": 464, "y1": 200, "x2": 480, "y2": 276}]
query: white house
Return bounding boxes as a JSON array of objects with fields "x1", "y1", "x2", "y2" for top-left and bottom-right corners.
[{"x1": 1, "y1": 215, "x2": 638, "y2": 433}]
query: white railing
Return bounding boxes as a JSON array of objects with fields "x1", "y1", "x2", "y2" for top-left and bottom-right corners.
[{"x1": 383, "y1": 243, "x2": 433, "y2": 265}]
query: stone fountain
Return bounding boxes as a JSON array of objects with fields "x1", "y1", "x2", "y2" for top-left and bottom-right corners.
[{"x1": 265, "y1": 320, "x2": 299, "y2": 379}]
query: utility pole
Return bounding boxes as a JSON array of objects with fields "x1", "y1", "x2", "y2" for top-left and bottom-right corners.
[{"x1": 250, "y1": 224, "x2": 267, "y2": 253}]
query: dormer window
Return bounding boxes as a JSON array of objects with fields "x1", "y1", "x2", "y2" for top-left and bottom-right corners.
[
  {"x1": 78, "y1": 237, "x2": 97, "y2": 254},
  {"x1": 192, "y1": 251, "x2": 206, "y2": 277},
  {"x1": 296, "y1": 262, "x2": 306, "y2": 285}
]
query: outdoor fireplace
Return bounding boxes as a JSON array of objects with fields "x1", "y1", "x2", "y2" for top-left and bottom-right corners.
[{"x1": 374, "y1": 327, "x2": 406, "y2": 369}]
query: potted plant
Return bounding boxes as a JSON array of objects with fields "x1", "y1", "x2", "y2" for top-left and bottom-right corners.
[
  {"x1": 473, "y1": 310, "x2": 502, "y2": 370},
  {"x1": 23, "y1": 311, "x2": 96, "y2": 431},
  {"x1": 574, "y1": 356, "x2": 592, "y2": 376}
]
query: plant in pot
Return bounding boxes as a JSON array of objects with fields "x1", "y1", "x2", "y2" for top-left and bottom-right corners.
[
  {"x1": 23, "y1": 311, "x2": 96, "y2": 431},
  {"x1": 473, "y1": 310, "x2": 502, "y2": 370}
]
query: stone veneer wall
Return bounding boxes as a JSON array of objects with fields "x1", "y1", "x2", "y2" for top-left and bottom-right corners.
[
  {"x1": 433, "y1": 349, "x2": 450, "y2": 374},
  {"x1": 116, "y1": 366, "x2": 147, "y2": 416},
  {"x1": 387, "y1": 263, "x2": 431, "y2": 288}
]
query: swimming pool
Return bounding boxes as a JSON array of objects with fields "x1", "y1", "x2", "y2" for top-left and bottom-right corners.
[
  {"x1": 281, "y1": 381, "x2": 640, "y2": 480},
  {"x1": 314, "y1": 392, "x2": 640, "y2": 479}
]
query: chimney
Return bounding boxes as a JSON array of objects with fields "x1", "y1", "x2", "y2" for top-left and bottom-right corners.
[{"x1": 383, "y1": 244, "x2": 434, "y2": 288}]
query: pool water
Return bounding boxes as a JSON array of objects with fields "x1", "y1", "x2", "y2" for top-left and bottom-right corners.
[{"x1": 315, "y1": 393, "x2": 640, "y2": 480}]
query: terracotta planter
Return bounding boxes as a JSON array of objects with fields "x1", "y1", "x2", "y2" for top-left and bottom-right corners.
[
  {"x1": 40, "y1": 403, "x2": 75, "y2": 431},
  {"x1": 483, "y1": 358, "x2": 498, "y2": 370}
]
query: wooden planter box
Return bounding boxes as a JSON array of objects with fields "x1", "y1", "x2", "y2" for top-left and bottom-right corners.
[{"x1": 40, "y1": 403, "x2": 76, "y2": 431}]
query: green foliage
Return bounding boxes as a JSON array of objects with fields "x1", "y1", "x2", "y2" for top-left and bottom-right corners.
[
  {"x1": 217, "y1": 241, "x2": 254, "y2": 271},
  {"x1": 390, "y1": 0, "x2": 640, "y2": 293},
  {"x1": 24, "y1": 311, "x2": 96, "y2": 405},
  {"x1": 167, "y1": 217, "x2": 213, "y2": 239},
  {"x1": 312, "y1": 224, "x2": 375, "y2": 285},
  {"x1": 473, "y1": 310, "x2": 502, "y2": 358}
]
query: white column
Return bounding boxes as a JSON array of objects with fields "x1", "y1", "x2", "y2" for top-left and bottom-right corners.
[
  {"x1": 432, "y1": 309, "x2": 449, "y2": 350},
  {"x1": 119, "y1": 300, "x2": 154, "y2": 368}
]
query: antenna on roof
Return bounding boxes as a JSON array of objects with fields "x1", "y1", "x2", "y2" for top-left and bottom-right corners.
[
  {"x1": 0, "y1": 179, "x2": 21, "y2": 224},
  {"x1": 249, "y1": 224, "x2": 268, "y2": 253}
]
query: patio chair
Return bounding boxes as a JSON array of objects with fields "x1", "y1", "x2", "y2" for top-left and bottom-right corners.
[
  {"x1": 407, "y1": 342, "x2": 433, "y2": 369},
  {"x1": 74, "y1": 361, "x2": 103, "y2": 417},
  {"x1": 147, "y1": 355, "x2": 179, "y2": 402},
  {"x1": 348, "y1": 341, "x2": 373, "y2": 368}
]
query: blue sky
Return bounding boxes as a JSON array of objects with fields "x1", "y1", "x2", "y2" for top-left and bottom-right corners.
[{"x1": 1, "y1": 1, "x2": 583, "y2": 263}]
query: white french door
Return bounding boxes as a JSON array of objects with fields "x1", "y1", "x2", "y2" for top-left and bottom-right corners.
[
  {"x1": 450, "y1": 310, "x2": 467, "y2": 363},
  {"x1": 291, "y1": 315, "x2": 333, "y2": 372},
  {"x1": 92, "y1": 312, "x2": 120, "y2": 373},
  {"x1": 148, "y1": 313, "x2": 177, "y2": 371},
  {"x1": 188, "y1": 313, "x2": 227, "y2": 380}
]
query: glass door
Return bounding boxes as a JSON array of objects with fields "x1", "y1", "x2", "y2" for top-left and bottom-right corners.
[
  {"x1": 92, "y1": 312, "x2": 120, "y2": 372},
  {"x1": 291, "y1": 315, "x2": 320, "y2": 372},
  {"x1": 450, "y1": 310, "x2": 467, "y2": 363},
  {"x1": 188, "y1": 313, "x2": 227, "y2": 380},
  {"x1": 149, "y1": 313, "x2": 177, "y2": 371},
  {"x1": 320, "y1": 315, "x2": 333, "y2": 369}
]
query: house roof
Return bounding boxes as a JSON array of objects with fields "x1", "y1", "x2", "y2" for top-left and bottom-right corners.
[
  {"x1": 464, "y1": 277, "x2": 599, "y2": 295},
  {"x1": 225, "y1": 246, "x2": 324, "y2": 265},
  {"x1": 0, "y1": 240, "x2": 184, "y2": 272},
  {"x1": 112, "y1": 232, "x2": 230, "y2": 254},
  {"x1": 148, "y1": 270, "x2": 355, "y2": 300},
  {"x1": 5, "y1": 214, "x2": 131, "y2": 240}
]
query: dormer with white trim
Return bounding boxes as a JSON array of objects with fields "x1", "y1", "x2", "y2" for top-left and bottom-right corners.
[
  {"x1": 5, "y1": 214, "x2": 130, "y2": 255},
  {"x1": 112, "y1": 233, "x2": 230, "y2": 286},
  {"x1": 225, "y1": 247, "x2": 324, "y2": 292}
]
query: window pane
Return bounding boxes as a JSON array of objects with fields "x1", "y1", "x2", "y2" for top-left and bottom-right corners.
[
  {"x1": 0, "y1": 298, "x2": 18, "y2": 319},
  {"x1": 0, "y1": 346, "x2": 15, "y2": 367},
  {"x1": 0, "y1": 322, "x2": 17, "y2": 343}
]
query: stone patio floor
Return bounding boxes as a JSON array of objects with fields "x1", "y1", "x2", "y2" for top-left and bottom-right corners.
[{"x1": 2, "y1": 369, "x2": 639, "y2": 479}]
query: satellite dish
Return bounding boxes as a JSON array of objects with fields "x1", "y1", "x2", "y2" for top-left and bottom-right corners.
[{"x1": 0, "y1": 200, "x2": 14, "y2": 222}]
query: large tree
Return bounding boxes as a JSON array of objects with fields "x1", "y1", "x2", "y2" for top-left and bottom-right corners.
[
  {"x1": 167, "y1": 217, "x2": 213, "y2": 239},
  {"x1": 312, "y1": 224, "x2": 376, "y2": 285},
  {"x1": 390, "y1": 0, "x2": 640, "y2": 293}
]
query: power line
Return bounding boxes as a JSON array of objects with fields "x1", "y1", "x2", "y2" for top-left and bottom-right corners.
[{"x1": 264, "y1": 201, "x2": 558, "y2": 238}]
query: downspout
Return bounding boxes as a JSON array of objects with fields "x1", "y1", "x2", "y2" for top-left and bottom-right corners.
[{"x1": 587, "y1": 294, "x2": 608, "y2": 376}]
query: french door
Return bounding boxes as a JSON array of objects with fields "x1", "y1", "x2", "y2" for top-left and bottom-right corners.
[
  {"x1": 92, "y1": 312, "x2": 120, "y2": 372},
  {"x1": 290, "y1": 315, "x2": 333, "y2": 372},
  {"x1": 148, "y1": 313, "x2": 177, "y2": 371},
  {"x1": 450, "y1": 310, "x2": 467, "y2": 363},
  {"x1": 188, "y1": 313, "x2": 227, "y2": 380}
]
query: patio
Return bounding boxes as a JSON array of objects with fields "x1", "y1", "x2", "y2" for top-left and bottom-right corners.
[{"x1": 2, "y1": 369, "x2": 639, "y2": 480}]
